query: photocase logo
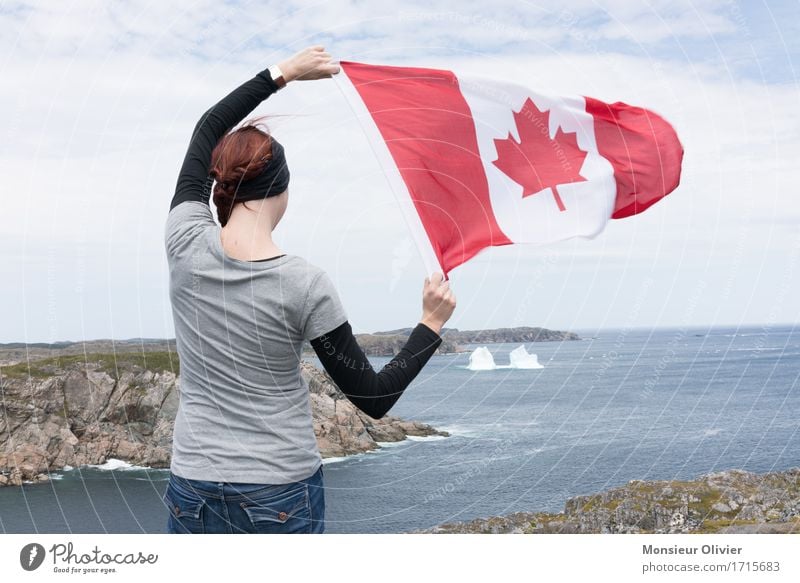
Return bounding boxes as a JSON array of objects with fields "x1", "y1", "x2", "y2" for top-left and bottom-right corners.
[{"x1": 20, "y1": 543, "x2": 46, "y2": 571}]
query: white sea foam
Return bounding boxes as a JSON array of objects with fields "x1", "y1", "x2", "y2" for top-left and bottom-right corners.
[
  {"x1": 405, "y1": 434, "x2": 449, "y2": 441},
  {"x1": 85, "y1": 458, "x2": 151, "y2": 471},
  {"x1": 321, "y1": 456, "x2": 350, "y2": 465},
  {"x1": 374, "y1": 440, "x2": 408, "y2": 448},
  {"x1": 523, "y1": 446, "x2": 555, "y2": 455},
  {"x1": 322, "y1": 434, "x2": 450, "y2": 465}
]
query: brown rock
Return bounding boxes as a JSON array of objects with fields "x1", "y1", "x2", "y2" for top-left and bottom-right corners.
[{"x1": 1, "y1": 353, "x2": 447, "y2": 486}]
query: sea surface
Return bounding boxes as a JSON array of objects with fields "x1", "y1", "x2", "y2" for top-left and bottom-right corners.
[{"x1": 1, "y1": 325, "x2": 797, "y2": 534}]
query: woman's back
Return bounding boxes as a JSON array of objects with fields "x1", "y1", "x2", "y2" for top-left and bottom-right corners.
[
  {"x1": 161, "y1": 48, "x2": 454, "y2": 534},
  {"x1": 165, "y1": 200, "x2": 347, "y2": 485}
]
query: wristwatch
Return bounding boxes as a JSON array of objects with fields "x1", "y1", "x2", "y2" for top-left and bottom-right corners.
[{"x1": 268, "y1": 64, "x2": 286, "y2": 89}]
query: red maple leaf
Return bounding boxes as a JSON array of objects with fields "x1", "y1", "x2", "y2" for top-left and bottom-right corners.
[{"x1": 492, "y1": 97, "x2": 588, "y2": 212}]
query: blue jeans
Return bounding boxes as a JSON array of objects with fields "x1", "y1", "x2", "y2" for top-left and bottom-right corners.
[{"x1": 163, "y1": 464, "x2": 325, "y2": 534}]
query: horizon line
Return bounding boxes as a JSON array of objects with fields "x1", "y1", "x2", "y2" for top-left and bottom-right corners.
[{"x1": 2, "y1": 321, "x2": 798, "y2": 347}]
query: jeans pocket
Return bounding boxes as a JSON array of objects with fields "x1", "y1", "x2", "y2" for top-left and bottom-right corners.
[
  {"x1": 239, "y1": 483, "x2": 311, "y2": 534},
  {"x1": 163, "y1": 479, "x2": 207, "y2": 534}
]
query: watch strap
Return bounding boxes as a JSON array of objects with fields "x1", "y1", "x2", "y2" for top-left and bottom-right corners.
[{"x1": 268, "y1": 64, "x2": 286, "y2": 89}]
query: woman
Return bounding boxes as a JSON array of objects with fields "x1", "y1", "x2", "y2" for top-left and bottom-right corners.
[{"x1": 162, "y1": 46, "x2": 456, "y2": 534}]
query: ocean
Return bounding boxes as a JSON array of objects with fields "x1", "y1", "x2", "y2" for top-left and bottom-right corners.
[{"x1": 1, "y1": 325, "x2": 797, "y2": 534}]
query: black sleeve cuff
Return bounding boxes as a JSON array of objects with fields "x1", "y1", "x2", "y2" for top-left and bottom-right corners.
[{"x1": 256, "y1": 68, "x2": 282, "y2": 93}]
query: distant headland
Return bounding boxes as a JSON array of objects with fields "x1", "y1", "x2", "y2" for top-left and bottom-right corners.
[{"x1": 320, "y1": 325, "x2": 580, "y2": 356}]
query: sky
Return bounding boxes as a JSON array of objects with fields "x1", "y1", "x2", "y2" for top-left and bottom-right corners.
[{"x1": 1, "y1": 0, "x2": 798, "y2": 343}]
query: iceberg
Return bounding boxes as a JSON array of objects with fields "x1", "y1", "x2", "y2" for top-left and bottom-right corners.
[
  {"x1": 508, "y1": 345, "x2": 543, "y2": 369},
  {"x1": 466, "y1": 344, "x2": 545, "y2": 370},
  {"x1": 467, "y1": 346, "x2": 497, "y2": 370}
]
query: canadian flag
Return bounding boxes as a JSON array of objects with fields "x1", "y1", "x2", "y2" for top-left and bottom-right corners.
[{"x1": 336, "y1": 61, "x2": 684, "y2": 277}]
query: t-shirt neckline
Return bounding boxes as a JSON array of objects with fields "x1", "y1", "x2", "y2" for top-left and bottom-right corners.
[{"x1": 213, "y1": 226, "x2": 292, "y2": 269}]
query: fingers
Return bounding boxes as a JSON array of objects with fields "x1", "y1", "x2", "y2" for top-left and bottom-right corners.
[
  {"x1": 317, "y1": 63, "x2": 340, "y2": 76},
  {"x1": 421, "y1": 270, "x2": 456, "y2": 328},
  {"x1": 424, "y1": 272, "x2": 454, "y2": 304},
  {"x1": 287, "y1": 45, "x2": 339, "y2": 81},
  {"x1": 428, "y1": 272, "x2": 444, "y2": 286}
]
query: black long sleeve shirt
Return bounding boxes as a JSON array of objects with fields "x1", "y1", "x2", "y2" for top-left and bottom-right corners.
[
  {"x1": 169, "y1": 66, "x2": 442, "y2": 420},
  {"x1": 310, "y1": 321, "x2": 442, "y2": 419}
]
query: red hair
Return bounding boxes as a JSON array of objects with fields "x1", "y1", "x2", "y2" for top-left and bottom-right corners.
[{"x1": 209, "y1": 115, "x2": 273, "y2": 227}]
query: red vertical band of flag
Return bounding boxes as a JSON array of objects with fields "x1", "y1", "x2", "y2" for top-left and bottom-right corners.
[
  {"x1": 584, "y1": 97, "x2": 684, "y2": 219},
  {"x1": 341, "y1": 61, "x2": 512, "y2": 275}
]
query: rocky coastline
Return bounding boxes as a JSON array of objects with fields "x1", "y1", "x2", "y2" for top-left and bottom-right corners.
[
  {"x1": 417, "y1": 468, "x2": 800, "y2": 534},
  {"x1": 0, "y1": 352, "x2": 447, "y2": 487}
]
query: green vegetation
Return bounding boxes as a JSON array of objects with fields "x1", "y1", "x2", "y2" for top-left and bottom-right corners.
[
  {"x1": 574, "y1": 494, "x2": 625, "y2": 514},
  {"x1": 693, "y1": 518, "x2": 759, "y2": 533},
  {"x1": 0, "y1": 351, "x2": 179, "y2": 380},
  {"x1": 692, "y1": 489, "x2": 729, "y2": 516},
  {"x1": 528, "y1": 512, "x2": 567, "y2": 529}
]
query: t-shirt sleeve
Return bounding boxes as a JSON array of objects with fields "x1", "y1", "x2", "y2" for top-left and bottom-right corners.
[
  {"x1": 164, "y1": 200, "x2": 216, "y2": 260},
  {"x1": 302, "y1": 270, "x2": 348, "y2": 341}
]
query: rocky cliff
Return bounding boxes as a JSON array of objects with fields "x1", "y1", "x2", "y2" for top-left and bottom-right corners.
[
  {"x1": 0, "y1": 353, "x2": 447, "y2": 487},
  {"x1": 417, "y1": 468, "x2": 800, "y2": 534}
]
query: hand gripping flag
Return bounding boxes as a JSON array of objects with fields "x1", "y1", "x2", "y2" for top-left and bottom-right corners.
[{"x1": 336, "y1": 61, "x2": 684, "y2": 278}]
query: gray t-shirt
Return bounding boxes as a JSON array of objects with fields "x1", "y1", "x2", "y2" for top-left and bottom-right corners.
[{"x1": 164, "y1": 201, "x2": 348, "y2": 484}]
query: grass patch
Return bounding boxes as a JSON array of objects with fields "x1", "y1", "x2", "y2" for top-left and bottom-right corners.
[
  {"x1": 0, "y1": 351, "x2": 179, "y2": 380},
  {"x1": 575, "y1": 495, "x2": 622, "y2": 514},
  {"x1": 694, "y1": 518, "x2": 759, "y2": 533}
]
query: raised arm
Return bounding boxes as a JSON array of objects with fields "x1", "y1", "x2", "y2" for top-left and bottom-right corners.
[
  {"x1": 169, "y1": 69, "x2": 280, "y2": 211},
  {"x1": 169, "y1": 46, "x2": 339, "y2": 211},
  {"x1": 309, "y1": 273, "x2": 456, "y2": 419}
]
